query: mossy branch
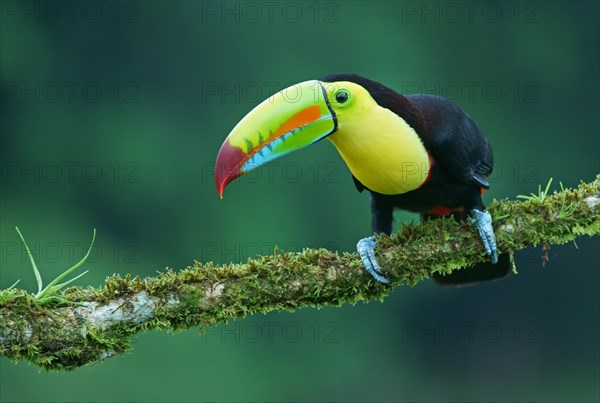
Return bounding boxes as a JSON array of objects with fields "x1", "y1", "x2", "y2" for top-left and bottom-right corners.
[{"x1": 1, "y1": 175, "x2": 599, "y2": 371}]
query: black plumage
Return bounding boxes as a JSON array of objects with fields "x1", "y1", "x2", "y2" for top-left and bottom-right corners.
[{"x1": 322, "y1": 73, "x2": 510, "y2": 285}]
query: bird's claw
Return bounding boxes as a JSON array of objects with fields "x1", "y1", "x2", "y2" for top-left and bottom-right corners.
[
  {"x1": 470, "y1": 209, "x2": 499, "y2": 264},
  {"x1": 357, "y1": 236, "x2": 390, "y2": 284}
]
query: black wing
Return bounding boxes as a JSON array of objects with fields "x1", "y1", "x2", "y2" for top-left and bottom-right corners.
[{"x1": 407, "y1": 94, "x2": 493, "y2": 189}]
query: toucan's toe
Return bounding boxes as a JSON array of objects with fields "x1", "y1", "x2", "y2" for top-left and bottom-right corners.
[
  {"x1": 470, "y1": 209, "x2": 498, "y2": 264},
  {"x1": 357, "y1": 236, "x2": 390, "y2": 284}
]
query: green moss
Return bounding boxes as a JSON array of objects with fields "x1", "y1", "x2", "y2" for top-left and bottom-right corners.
[{"x1": 1, "y1": 175, "x2": 598, "y2": 370}]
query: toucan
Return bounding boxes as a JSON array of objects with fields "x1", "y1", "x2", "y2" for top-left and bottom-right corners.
[{"x1": 215, "y1": 73, "x2": 510, "y2": 285}]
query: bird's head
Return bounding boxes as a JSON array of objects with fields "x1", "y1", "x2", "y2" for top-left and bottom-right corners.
[{"x1": 215, "y1": 73, "x2": 424, "y2": 197}]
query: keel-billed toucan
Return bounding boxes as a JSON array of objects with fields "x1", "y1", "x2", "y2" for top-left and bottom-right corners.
[{"x1": 215, "y1": 73, "x2": 510, "y2": 285}]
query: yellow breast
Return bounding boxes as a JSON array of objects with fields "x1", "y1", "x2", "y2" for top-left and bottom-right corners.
[{"x1": 327, "y1": 105, "x2": 430, "y2": 195}]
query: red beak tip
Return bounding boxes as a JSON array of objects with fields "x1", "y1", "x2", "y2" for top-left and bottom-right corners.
[{"x1": 215, "y1": 141, "x2": 246, "y2": 200}]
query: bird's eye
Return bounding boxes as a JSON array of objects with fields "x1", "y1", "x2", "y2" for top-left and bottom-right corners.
[{"x1": 335, "y1": 91, "x2": 349, "y2": 104}]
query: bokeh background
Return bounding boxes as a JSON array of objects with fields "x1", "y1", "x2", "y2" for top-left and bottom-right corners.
[{"x1": 1, "y1": 0, "x2": 599, "y2": 401}]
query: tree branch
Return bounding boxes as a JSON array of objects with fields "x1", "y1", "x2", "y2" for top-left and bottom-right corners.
[{"x1": 1, "y1": 175, "x2": 599, "y2": 370}]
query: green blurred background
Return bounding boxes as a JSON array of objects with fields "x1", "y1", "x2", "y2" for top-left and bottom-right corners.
[{"x1": 1, "y1": 0, "x2": 598, "y2": 401}]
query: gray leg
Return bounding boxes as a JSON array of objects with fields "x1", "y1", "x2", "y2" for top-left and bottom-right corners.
[
  {"x1": 357, "y1": 236, "x2": 390, "y2": 284},
  {"x1": 470, "y1": 209, "x2": 499, "y2": 264}
]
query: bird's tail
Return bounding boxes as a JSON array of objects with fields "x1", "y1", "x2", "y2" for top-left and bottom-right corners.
[{"x1": 421, "y1": 211, "x2": 512, "y2": 286}]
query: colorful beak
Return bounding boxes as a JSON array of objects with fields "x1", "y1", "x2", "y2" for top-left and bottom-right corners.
[{"x1": 215, "y1": 80, "x2": 337, "y2": 197}]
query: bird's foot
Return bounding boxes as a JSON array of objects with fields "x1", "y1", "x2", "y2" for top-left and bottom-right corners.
[
  {"x1": 357, "y1": 236, "x2": 390, "y2": 284},
  {"x1": 469, "y1": 209, "x2": 499, "y2": 264}
]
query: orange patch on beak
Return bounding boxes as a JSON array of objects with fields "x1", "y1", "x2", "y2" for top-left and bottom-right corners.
[{"x1": 265, "y1": 105, "x2": 322, "y2": 144}]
